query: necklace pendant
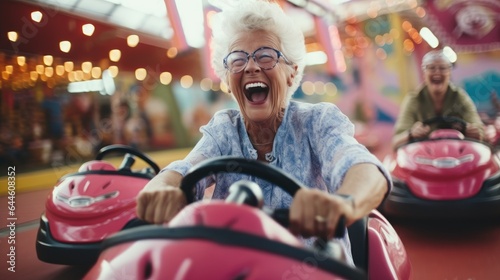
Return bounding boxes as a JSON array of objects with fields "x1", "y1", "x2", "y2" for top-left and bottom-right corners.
[{"x1": 265, "y1": 153, "x2": 275, "y2": 162}]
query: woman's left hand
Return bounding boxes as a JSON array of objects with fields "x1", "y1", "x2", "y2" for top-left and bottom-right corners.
[
  {"x1": 288, "y1": 188, "x2": 354, "y2": 240},
  {"x1": 465, "y1": 123, "x2": 483, "y2": 140}
]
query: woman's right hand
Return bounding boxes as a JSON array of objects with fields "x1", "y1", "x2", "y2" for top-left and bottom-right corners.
[
  {"x1": 410, "y1": 121, "x2": 430, "y2": 139},
  {"x1": 136, "y1": 185, "x2": 187, "y2": 224}
]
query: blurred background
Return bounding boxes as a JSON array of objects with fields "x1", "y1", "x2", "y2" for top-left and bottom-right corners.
[
  {"x1": 0, "y1": 0, "x2": 499, "y2": 172},
  {"x1": 0, "y1": 1, "x2": 500, "y2": 279}
]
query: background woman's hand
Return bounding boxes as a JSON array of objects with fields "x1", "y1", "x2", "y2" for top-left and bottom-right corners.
[
  {"x1": 410, "y1": 121, "x2": 431, "y2": 139},
  {"x1": 136, "y1": 185, "x2": 186, "y2": 224},
  {"x1": 465, "y1": 123, "x2": 483, "y2": 140},
  {"x1": 288, "y1": 189, "x2": 354, "y2": 240}
]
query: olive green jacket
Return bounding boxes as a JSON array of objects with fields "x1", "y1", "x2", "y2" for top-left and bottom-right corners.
[{"x1": 393, "y1": 83, "x2": 484, "y2": 138}]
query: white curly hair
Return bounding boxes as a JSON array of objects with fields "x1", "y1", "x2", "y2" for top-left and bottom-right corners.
[
  {"x1": 421, "y1": 49, "x2": 452, "y2": 68},
  {"x1": 209, "y1": 0, "x2": 306, "y2": 102}
]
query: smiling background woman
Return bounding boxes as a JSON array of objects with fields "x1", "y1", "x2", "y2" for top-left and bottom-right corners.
[
  {"x1": 136, "y1": 0, "x2": 391, "y2": 266},
  {"x1": 391, "y1": 50, "x2": 484, "y2": 150}
]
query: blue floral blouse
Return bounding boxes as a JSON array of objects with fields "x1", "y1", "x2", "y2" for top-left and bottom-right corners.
[{"x1": 164, "y1": 100, "x2": 392, "y2": 265}]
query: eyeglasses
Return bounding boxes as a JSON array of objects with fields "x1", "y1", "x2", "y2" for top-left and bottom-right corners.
[
  {"x1": 223, "y1": 47, "x2": 292, "y2": 74},
  {"x1": 424, "y1": 65, "x2": 451, "y2": 73}
]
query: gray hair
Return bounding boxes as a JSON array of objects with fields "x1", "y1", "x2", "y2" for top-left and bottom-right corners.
[
  {"x1": 421, "y1": 50, "x2": 452, "y2": 68},
  {"x1": 210, "y1": 0, "x2": 306, "y2": 101}
]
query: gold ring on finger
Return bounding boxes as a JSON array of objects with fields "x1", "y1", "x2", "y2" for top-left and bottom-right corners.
[{"x1": 315, "y1": 215, "x2": 327, "y2": 223}]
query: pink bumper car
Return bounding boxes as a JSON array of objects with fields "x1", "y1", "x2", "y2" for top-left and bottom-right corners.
[
  {"x1": 84, "y1": 157, "x2": 411, "y2": 280},
  {"x1": 380, "y1": 116, "x2": 500, "y2": 219},
  {"x1": 36, "y1": 144, "x2": 159, "y2": 265}
]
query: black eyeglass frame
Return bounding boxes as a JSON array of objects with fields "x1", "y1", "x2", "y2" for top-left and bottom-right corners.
[
  {"x1": 223, "y1": 47, "x2": 292, "y2": 74},
  {"x1": 423, "y1": 65, "x2": 452, "y2": 72}
]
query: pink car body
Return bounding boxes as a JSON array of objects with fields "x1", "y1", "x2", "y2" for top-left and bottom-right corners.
[
  {"x1": 84, "y1": 195, "x2": 411, "y2": 279},
  {"x1": 36, "y1": 145, "x2": 158, "y2": 265},
  {"x1": 380, "y1": 129, "x2": 500, "y2": 219}
]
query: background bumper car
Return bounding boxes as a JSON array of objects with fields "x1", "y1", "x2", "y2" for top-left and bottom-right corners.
[
  {"x1": 380, "y1": 117, "x2": 500, "y2": 220},
  {"x1": 36, "y1": 144, "x2": 159, "y2": 265}
]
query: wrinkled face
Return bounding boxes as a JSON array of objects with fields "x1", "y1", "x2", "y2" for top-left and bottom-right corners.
[
  {"x1": 225, "y1": 30, "x2": 296, "y2": 122},
  {"x1": 423, "y1": 58, "x2": 451, "y2": 95}
]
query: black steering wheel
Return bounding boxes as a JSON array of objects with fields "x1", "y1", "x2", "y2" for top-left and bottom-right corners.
[
  {"x1": 180, "y1": 156, "x2": 346, "y2": 238},
  {"x1": 96, "y1": 144, "x2": 160, "y2": 174},
  {"x1": 180, "y1": 157, "x2": 306, "y2": 204},
  {"x1": 104, "y1": 157, "x2": 365, "y2": 279},
  {"x1": 422, "y1": 116, "x2": 467, "y2": 134}
]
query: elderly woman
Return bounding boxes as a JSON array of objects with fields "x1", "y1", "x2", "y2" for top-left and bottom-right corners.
[
  {"x1": 137, "y1": 0, "x2": 390, "y2": 266},
  {"x1": 392, "y1": 50, "x2": 484, "y2": 149}
]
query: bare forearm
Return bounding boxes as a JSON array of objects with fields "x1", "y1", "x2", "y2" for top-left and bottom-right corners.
[
  {"x1": 336, "y1": 163, "x2": 388, "y2": 224},
  {"x1": 144, "y1": 170, "x2": 183, "y2": 190},
  {"x1": 391, "y1": 130, "x2": 411, "y2": 151}
]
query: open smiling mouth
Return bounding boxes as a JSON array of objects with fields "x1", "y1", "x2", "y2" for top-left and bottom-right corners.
[
  {"x1": 430, "y1": 76, "x2": 445, "y2": 85},
  {"x1": 244, "y1": 82, "x2": 269, "y2": 104}
]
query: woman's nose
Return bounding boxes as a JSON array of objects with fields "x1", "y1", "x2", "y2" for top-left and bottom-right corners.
[{"x1": 244, "y1": 57, "x2": 260, "y2": 73}]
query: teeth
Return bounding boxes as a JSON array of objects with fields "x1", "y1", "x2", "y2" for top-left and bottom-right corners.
[{"x1": 245, "y1": 82, "x2": 268, "y2": 90}]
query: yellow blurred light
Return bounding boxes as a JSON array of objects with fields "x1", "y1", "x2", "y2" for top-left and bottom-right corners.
[
  {"x1": 109, "y1": 49, "x2": 121, "y2": 62},
  {"x1": 5, "y1": 65, "x2": 13, "y2": 74},
  {"x1": 43, "y1": 55, "x2": 53, "y2": 66},
  {"x1": 127, "y1": 35, "x2": 139, "y2": 47},
  {"x1": 30, "y1": 71, "x2": 38, "y2": 81},
  {"x1": 45, "y1": 67, "x2": 54, "y2": 77},
  {"x1": 36, "y1": 65, "x2": 44, "y2": 74},
  {"x1": 2, "y1": 71, "x2": 9, "y2": 80},
  {"x1": 64, "y1": 61, "x2": 74, "y2": 72},
  {"x1": 135, "y1": 68, "x2": 147, "y2": 81},
  {"x1": 200, "y1": 78, "x2": 212, "y2": 91},
  {"x1": 75, "y1": 70, "x2": 84, "y2": 81},
  {"x1": 211, "y1": 82, "x2": 220, "y2": 92},
  {"x1": 301, "y1": 81, "x2": 315, "y2": 95},
  {"x1": 108, "y1": 66, "x2": 119, "y2": 77},
  {"x1": 17, "y1": 56, "x2": 26, "y2": 66},
  {"x1": 68, "y1": 71, "x2": 76, "y2": 82},
  {"x1": 403, "y1": 39, "x2": 415, "y2": 52},
  {"x1": 220, "y1": 82, "x2": 228, "y2": 93},
  {"x1": 166, "y1": 48, "x2": 178, "y2": 58},
  {"x1": 7, "y1": 31, "x2": 18, "y2": 42},
  {"x1": 82, "y1": 24, "x2": 95, "y2": 36},
  {"x1": 325, "y1": 82, "x2": 338, "y2": 96},
  {"x1": 91, "y1": 67, "x2": 102, "y2": 79},
  {"x1": 180, "y1": 75, "x2": 193, "y2": 88},
  {"x1": 402, "y1": 21, "x2": 413, "y2": 32},
  {"x1": 81, "y1": 62, "x2": 92, "y2": 73},
  {"x1": 83, "y1": 71, "x2": 91, "y2": 80},
  {"x1": 314, "y1": 81, "x2": 325, "y2": 95},
  {"x1": 56, "y1": 65, "x2": 65, "y2": 76},
  {"x1": 159, "y1": 72, "x2": 172, "y2": 85},
  {"x1": 415, "y1": 7, "x2": 426, "y2": 18},
  {"x1": 60, "y1": 41, "x2": 71, "y2": 53},
  {"x1": 31, "y1": 11, "x2": 43, "y2": 23}
]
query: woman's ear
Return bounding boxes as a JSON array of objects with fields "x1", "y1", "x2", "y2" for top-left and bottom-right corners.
[{"x1": 287, "y1": 64, "x2": 298, "y2": 87}]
